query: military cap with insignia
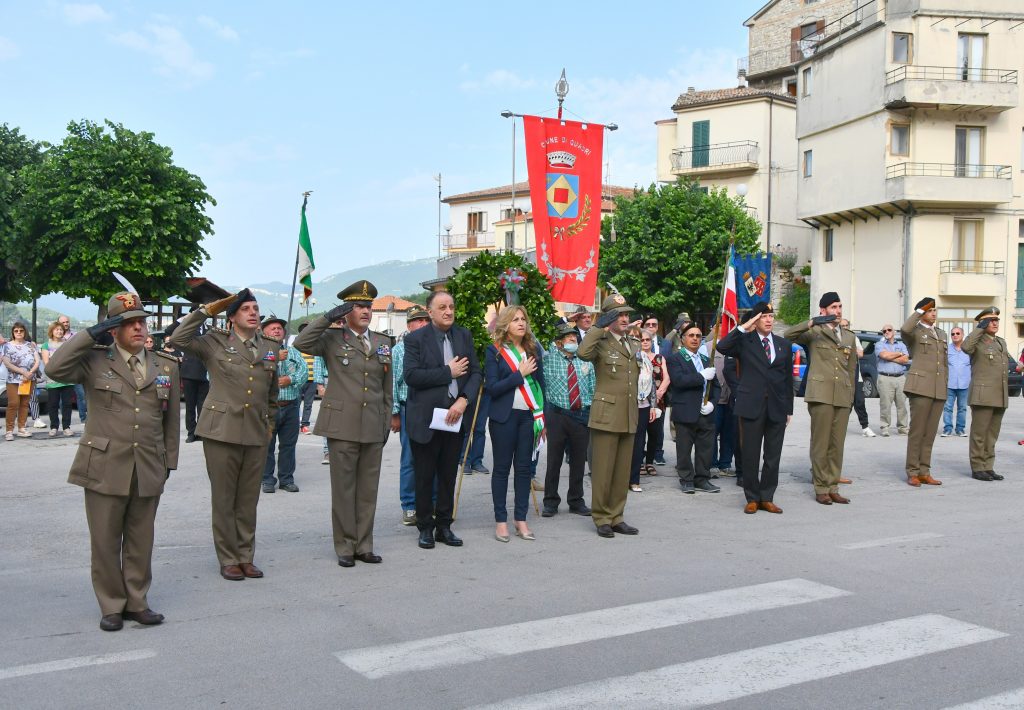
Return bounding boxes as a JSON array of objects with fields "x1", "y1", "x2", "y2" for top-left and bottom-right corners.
[
  {"x1": 224, "y1": 288, "x2": 257, "y2": 318},
  {"x1": 748, "y1": 301, "x2": 773, "y2": 318},
  {"x1": 261, "y1": 315, "x2": 288, "y2": 330},
  {"x1": 554, "y1": 320, "x2": 577, "y2": 338},
  {"x1": 107, "y1": 291, "x2": 152, "y2": 320},
  {"x1": 406, "y1": 306, "x2": 429, "y2": 323},
  {"x1": 600, "y1": 293, "x2": 634, "y2": 315},
  {"x1": 975, "y1": 306, "x2": 1000, "y2": 322},
  {"x1": 338, "y1": 280, "x2": 377, "y2": 305}
]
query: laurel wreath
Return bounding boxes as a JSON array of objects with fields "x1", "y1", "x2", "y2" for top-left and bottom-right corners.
[{"x1": 564, "y1": 194, "x2": 591, "y2": 239}]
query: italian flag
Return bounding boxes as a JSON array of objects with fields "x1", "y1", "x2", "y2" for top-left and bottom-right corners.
[{"x1": 297, "y1": 196, "x2": 315, "y2": 304}]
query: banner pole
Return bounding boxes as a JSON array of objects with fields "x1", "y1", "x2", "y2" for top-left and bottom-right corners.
[
  {"x1": 703, "y1": 228, "x2": 736, "y2": 406},
  {"x1": 286, "y1": 193, "x2": 311, "y2": 329}
]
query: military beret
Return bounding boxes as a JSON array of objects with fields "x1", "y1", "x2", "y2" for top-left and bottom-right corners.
[
  {"x1": 975, "y1": 306, "x2": 1000, "y2": 322},
  {"x1": 337, "y1": 280, "x2": 377, "y2": 304},
  {"x1": 749, "y1": 301, "x2": 773, "y2": 318},
  {"x1": 818, "y1": 291, "x2": 840, "y2": 309},
  {"x1": 225, "y1": 288, "x2": 256, "y2": 318},
  {"x1": 914, "y1": 297, "x2": 935, "y2": 312}
]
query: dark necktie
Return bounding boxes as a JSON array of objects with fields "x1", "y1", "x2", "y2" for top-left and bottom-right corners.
[
  {"x1": 762, "y1": 336, "x2": 772, "y2": 362},
  {"x1": 567, "y1": 359, "x2": 581, "y2": 410}
]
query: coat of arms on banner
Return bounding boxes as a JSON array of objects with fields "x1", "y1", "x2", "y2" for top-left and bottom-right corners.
[{"x1": 743, "y1": 270, "x2": 767, "y2": 298}]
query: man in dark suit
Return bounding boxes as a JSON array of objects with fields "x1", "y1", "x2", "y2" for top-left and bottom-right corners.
[
  {"x1": 717, "y1": 302, "x2": 793, "y2": 514},
  {"x1": 666, "y1": 321, "x2": 721, "y2": 494},
  {"x1": 167, "y1": 310, "x2": 209, "y2": 443},
  {"x1": 403, "y1": 291, "x2": 482, "y2": 549}
]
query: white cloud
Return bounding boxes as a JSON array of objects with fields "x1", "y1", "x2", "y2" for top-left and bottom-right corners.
[
  {"x1": 63, "y1": 3, "x2": 112, "y2": 24},
  {"x1": 0, "y1": 36, "x2": 18, "y2": 61},
  {"x1": 459, "y1": 69, "x2": 536, "y2": 92},
  {"x1": 197, "y1": 15, "x2": 239, "y2": 43},
  {"x1": 112, "y1": 23, "x2": 213, "y2": 83}
]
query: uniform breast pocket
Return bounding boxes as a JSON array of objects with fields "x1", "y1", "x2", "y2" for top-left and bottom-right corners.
[
  {"x1": 591, "y1": 394, "x2": 617, "y2": 425},
  {"x1": 377, "y1": 355, "x2": 391, "y2": 365},
  {"x1": 93, "y1": 380, "x2": 123, "y2": 411}
]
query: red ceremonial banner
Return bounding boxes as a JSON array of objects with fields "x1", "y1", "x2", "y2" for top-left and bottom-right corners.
[{"x1": 522, "y1": 116, "x2": 604, "y2": 304}]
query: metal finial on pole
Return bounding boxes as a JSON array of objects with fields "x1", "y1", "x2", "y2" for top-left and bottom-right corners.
[{"x1": 555, "y1": 69, "x2": 569, "y2": 119}]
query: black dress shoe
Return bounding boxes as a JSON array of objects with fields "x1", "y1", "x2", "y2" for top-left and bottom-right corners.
[
  {"x1": 337, "y1": 555, "x2": 355, "y2": 567},
  {"x1": 123, "y1": 608, "x2": 164, "y2": 625},
  {"x1": 695, "y1": 480, "x2": 721, "y2": 493},
  {"x1": 569, "y1": 506, "x2": 591, "y2": 516},
  {"x1": 355, "y1": 552, "x2": 382, "y2": 563},
  {"x1": 541, "y1": 507, "x2": 557, "y2": 517},
  {"x1": 185, "y1": 434, "x2": 196, "y2": 443},
  {"x1": 279, "y1": 483, "x2": 300, "y2": 492},
  {"x1": 434, "y1": 528, "x2": 463, "y2": 547},
  {"x1": 681, "y1": 482, "x2": 695, "y2": 494},
  {"x1": 972, "y1": 471, "x2": 994, "y2": 481},
  {"x1": 100, "y1": 613, "x2": 123, "y2": 631},
  {"x1": 418, "y1": 529, "x2": 435, "y2": 549},
  {"x1": 611, "y1": 522, "x2": 639, "y2": 535},
  {"x1": 596, "y1": 524, "x2": 615, "y2": 538},
  {"x1": 988, "y1": 471, "x2": 1005, "y2": 481}
]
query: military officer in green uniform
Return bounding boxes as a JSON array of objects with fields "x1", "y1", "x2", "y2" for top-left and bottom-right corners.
[
  {"x1": 46, "y1": 291, "x2": 180, "y2": 631},
  {"x1": 169, "y1": 289, "x2": 278, "y2": 582},
  {"x1": 900, "y1": 297, "x2": 948, "y2": 487},
  {"x1": 785, "y1": 292, "x2": 857, "y2": 505},
  {"x1": 962, "y1": 307, "x2": 1023, "y2": 481},
  {"x1": 577, "y1": 293, "x2": 642, "y2": 538},
  {"x1": 293, "y1": 281, "x2": 393, "y2": 567}
]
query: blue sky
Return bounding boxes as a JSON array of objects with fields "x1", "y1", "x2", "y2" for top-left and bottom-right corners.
[{"x1": 2, "y1": 1, "x2": 762, "y2": 287}]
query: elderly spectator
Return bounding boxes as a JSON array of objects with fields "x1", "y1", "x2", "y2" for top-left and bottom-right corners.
[
  {"x1": 57, "y1": 315, "x2": 87, "y2": 424},
  {"x1": 626, "y1": 326, "x2": 660, "y2": 493},
  {"x1": 875, "y1": 323, "x2": 910, "y2": 437},
  {"x1": 942, "y1": 327, "x2": 970, "y2": 437},
  {"x1": 2, "y1": 322, "x2": 40, "y2": 439},
  {"x1": 40, "y1": 322, "x2": 76, "y2": 436}
]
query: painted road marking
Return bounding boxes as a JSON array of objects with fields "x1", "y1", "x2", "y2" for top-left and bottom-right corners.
[
  {"x1": 841, "y1": 532, "x2": 944, "y2": 550},
  {"x1": 0, "y1": 650, "x2": 156, "y2": 682}
]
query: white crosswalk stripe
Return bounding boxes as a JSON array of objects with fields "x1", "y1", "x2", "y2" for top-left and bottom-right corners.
[
  {"x1": 336, "y1": 578, "x2": 848, "y2": 679},
  {"x1": 0, "y1": 650, "x2": 156, "y2": 682},
  {"x1": 472, "y1": 615, "x2": 1006, "y2": 709},
  {"x1": 944, "y1": 688, "x2": 1024, "y2": 709},
  {"x1": 840, "y1": 532, "x2": 944, "y2": 549}
]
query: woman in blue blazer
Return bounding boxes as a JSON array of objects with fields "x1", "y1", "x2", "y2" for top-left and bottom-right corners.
[{"x1": 484, "y1": 306, "x2": 545, "y2": 542}]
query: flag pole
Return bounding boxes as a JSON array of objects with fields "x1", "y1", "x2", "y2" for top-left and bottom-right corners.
[
  {"x1": 286, "y1": 192, "x2": 312, "y2": 329},
  {"x1": 703, "y1": 226, "x2": 736, "y2": 406}
]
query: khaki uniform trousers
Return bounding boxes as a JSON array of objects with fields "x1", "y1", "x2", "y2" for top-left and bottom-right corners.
[
  {"x1": 83, "y1": 472, "x2": 160, "y2": 616},
  {"x1": 906, "y1": 395, "x2": 943, "y2": 477},
  {"x1": 876, "y1": 374, "x2": 909, "y2": 433},
  {"x1": 807, "y1": 402, "x2": 851, "y2": 494},
  {"x1": 203, "y1": 439, "x2": 263, "y2": 566},
  {"x1": 589, "y1": 429, "x2": 633, "y2": 527},
  {"x1": 326, "y1": 439, "x2": 384, "y2": 557},
  {"x1": 968, "y1": 405, "x2": 1005, "y2": 473}
]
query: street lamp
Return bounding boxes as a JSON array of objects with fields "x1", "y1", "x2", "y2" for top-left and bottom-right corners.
[{"x1": 305, "y1": 297, "x2": 316, "y2": 318}]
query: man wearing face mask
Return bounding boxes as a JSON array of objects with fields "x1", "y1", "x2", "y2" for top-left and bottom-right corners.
[
  {"x1": 785, "y1": 292, "x2": 858, "y2": 505},
  {"x1": 900, "y1": 297, "x2": 948, "y2": 487},
  {"x1": 961, "y1": 307, "x2": 1023, "y2": 481},
  {"x1": 541, "y1": 321, "x2": 595, "y2": 517},
  {"x1": 578, "y1": 294, "x2": 641, "y2": 538}
]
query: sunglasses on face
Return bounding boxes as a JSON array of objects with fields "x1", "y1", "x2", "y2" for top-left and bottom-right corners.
[
  {"x1": 883, "y1": 329, "x2": 893, "y2": 333},
  {"x1": 644, "y1": 321, "x2": 657, "y2": 327}
]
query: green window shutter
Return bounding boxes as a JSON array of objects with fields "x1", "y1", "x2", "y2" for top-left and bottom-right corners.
[{"x1": 691, "y1": 120, "x2": 710, "y2": 167}]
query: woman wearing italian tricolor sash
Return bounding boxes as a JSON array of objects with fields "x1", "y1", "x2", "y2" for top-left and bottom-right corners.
[{"x1": 484, "y1": 306, "x2": 546, "y2": 543}]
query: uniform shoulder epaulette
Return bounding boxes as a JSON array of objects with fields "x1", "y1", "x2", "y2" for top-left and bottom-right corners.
[
  {"x1": 208, "y1": 326, "x2": 230, "y2": 335},
  {"x1": 91, "y1": 343, "x2": 109, "y2": 350},
  {"x1": 155, "y1": 350, "x2": 179, "y2": 362}
]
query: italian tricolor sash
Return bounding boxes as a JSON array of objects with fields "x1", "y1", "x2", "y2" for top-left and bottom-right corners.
[{"x1": 499, "y1": 344, "x2": 545, "y2": 446}]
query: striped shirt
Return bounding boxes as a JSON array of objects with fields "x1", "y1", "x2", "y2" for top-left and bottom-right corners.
[
  {"x1": 391, "y1": 339, "x2": 407, "y2": 414},
  {"x1": 276, "y1": 346, "x2": 307, "y2": 401},
  {"x1": 542, "y1": 344, "x2": 595, "y2": 410},
  {"x1": 300, "y1": 352, "x2": 315, "y2": 382}
]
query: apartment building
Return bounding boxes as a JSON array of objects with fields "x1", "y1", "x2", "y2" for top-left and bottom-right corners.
[
  {"x1": 796, "y1": 0, "x2": 1023, "y2": 355},
  {"x1": 655, "y1": 86, "x2": 811, "y2": 260}
]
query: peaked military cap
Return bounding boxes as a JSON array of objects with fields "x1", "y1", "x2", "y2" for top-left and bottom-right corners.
[
  {"x1": 107, "y1": 291, "x2": 151, "y2": 320},
  {"x1": 337, "y1": 280, "x2": 377, "y2": 304},
  {"x1": 975, "y1": 306, "x2": 1000, "y2": 322}
]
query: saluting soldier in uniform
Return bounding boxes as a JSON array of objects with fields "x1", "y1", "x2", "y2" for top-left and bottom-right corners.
[
  {"x1": 785, "y1": 292, "x2": 857, "y2": 505},
  {"x1": 46, "y1": 291, "x2": 180, "y2": 631},
  {"x1": 169, "y1": 289, "x2": 278, "y2": 582},
  {"x1": 293, "y1": 281, "x2": 394, "y2": 567},
  {"x1": 962, "y1": 307, "x2": 1023, "y2": 481},
  {"x1": 900, "y1": 297, "x2": 948, "y2": 487},
  {"x1": 577, "y1": 293, "x2": 642, "y2": 538}
]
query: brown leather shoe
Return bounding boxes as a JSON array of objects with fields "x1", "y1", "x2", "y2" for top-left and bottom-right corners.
[
  {"x1": 918, "y1": 475, "x2": 942, "y2": 486},
  {"x1": 828, "y1": 492, "x2": 850, "y2": 504},
  {"x1": 744, "y1": 501, "x2": 758, "y2": 514},
  {"x1": 239, "y1": 563, "x2": 263, "y2": 578},
  {"x1": 907, "y1": 476, "x2": 921, "y2": 487},
  {"x1": 220, "y1": 564, "x2": 244, "y2": 581},
  {"x1": 815, "y1": 494, "x2": 833, "y2": 505},
  {"x1": 759, "y1": 501, "x2": 783, "y2": 514},
  {"x1": 123, "y1": 608, "x2": 164, "y2": 625},
  {"x1": 99, "y1": 613, "x2": 123, "y2": 631},
  {"x1": 839, "y1": 477, "x2": 852, "y2": 485}
]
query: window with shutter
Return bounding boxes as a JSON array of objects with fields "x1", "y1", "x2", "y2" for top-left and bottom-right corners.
[{"x1": 691, "y1": 120, "x2": 710, "y2": 168}]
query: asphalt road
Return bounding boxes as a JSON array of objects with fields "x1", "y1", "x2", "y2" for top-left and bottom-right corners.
[{"x1": 2, "y1": 397, "x2": 1023, "y2": 709}]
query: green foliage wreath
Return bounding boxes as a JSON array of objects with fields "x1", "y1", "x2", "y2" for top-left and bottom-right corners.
[{"x1": 447, "y1": 250, "x2": 559, "y2": 359}]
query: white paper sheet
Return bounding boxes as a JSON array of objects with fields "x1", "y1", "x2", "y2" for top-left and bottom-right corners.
[{"x1": 429, "y1": 407, "x2": 462, "y2": 432}]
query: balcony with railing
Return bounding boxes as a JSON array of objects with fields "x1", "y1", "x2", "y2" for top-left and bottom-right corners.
[
  {"x1": 884, "y1": 65, "x2": 1018, "y2": 112},
  {"x1": 443, "y1": 231, "x2": 496, "y2": 253},
  {"x1": 938, "y1": 260, "x2": 1005, "y2": 297},
  {"x1": 885, "y1": 162, "x2": 1012, "y2": 205},
  {"x1": 670, "y1": 141, "x2": 759, "y2": 177}
]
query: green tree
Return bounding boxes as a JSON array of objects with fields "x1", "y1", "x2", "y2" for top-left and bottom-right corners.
[
  {"x1": 599, "y1": 179, "x2": 760, "y2": 326},
  {"x1": 446, "y1": 250, "x2": 558, "y2": 359},
  {"x1": 0, "y1": 124, "x2": 44, "y2": 302},
  {"x1": 11, "y1": 120, "x2": 215, "y2": 316}
]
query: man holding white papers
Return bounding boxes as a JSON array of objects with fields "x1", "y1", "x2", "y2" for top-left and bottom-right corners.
[{"x1": 403, "y1": 291, "x2": 481, "y2": 550}]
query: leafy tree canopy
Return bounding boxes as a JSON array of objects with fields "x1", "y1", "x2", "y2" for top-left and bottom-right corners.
[
  {"x1": 599, "y1": 179, "x2": 760, "y2": 327},
  {"x1": 446, "y1": 250, "x2": 558, "y2": 359},
  {"x1": 0, "y1": 124, "x2": 44, "y2": 302},
  {"x1": 12, "y1": 119, "x2": 215, "y2": 313}
]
